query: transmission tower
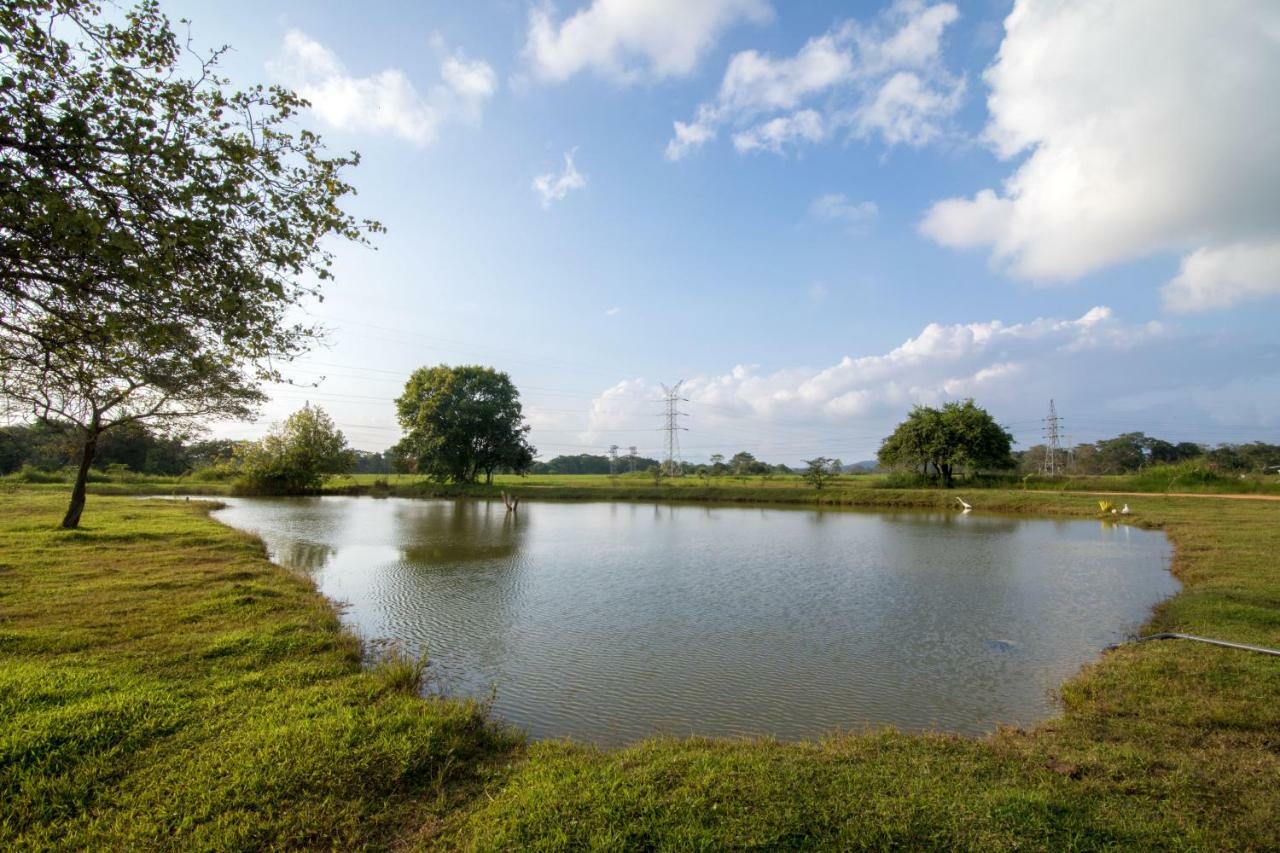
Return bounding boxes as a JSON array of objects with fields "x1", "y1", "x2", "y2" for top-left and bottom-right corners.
[
  {"x1": 1041, "y1": 399, "x2": 1063, "y2": 476},
  {"x1": 608, "y1": 444, "x2": 619, "y2": 477},
  {"x1": 627, "y1": 446, "x2": 638, "y2": 473},
  {"x1": 659, "y1": 381, "x2": 689, "y2": 477}
]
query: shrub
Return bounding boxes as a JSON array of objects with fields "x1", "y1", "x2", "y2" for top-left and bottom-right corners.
[
  {"x1": 6, "y1": 464, "x2": 65, "y2": 483},
  {"x1": 233, "y1": 406, "x2": 353, "y2": 494},
  {"x1": 371, "y1": 643, "x2": 432, "y2": 696}
]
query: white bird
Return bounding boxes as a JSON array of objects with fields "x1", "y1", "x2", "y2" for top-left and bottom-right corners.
[
  {"x1": 955, "y1": 496, "x2": 972, "y2": 512},
  {"x1": 1120, "y1": 504, "x2": 1131, "y2": 515}
]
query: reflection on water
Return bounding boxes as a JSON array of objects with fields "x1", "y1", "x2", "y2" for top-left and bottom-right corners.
[{"x1": 212, "y1": 496, "x2": 1176, "y2": 746}]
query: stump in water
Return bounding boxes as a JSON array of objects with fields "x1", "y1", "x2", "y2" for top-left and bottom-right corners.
[{"x1": 501, "y1": 491, "x2": 519, "y2": 512}]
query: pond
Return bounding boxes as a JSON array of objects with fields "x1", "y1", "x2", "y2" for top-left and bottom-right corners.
[{"x1": 212, "y1": 496, "x2": 1176, "y2": 746}]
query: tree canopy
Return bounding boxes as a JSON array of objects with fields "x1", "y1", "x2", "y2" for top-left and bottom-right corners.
[
  {"x1": 801, "y1": 457, "x2": 837, "y2": 489},
  {"x1": 0, "y1": 0, "x2": 376, "y2": 525},
  {"x1": 394, "y1": 365, "x2": 535, "y2": 484},
  {"x1": 234, "y1": 406, "x2": 353, "y2": 493},
  {"x1": 877, "y1": 400, "x2": 1014, "y2": 487}
]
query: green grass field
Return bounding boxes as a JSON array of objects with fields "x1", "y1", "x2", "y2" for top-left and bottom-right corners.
[
  {"x1": 5, "y1": 465, "x2": 1279, "y2": 506},
  {"x1": 2, "y1": 486, "x2": 1278, "y2": 849}
]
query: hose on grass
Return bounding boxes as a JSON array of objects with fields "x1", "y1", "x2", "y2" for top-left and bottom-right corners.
[{"x1": 1108, "y1": 632, "x2": 1280, "y2": 657}]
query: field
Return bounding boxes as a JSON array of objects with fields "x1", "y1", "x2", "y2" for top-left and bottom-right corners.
[
  {"x1": 2, "y1": 485, "x2": 1279, "y2": 848},
  {"x1": 6, "y1": 465, "x2": 1279, "y2": 503}
]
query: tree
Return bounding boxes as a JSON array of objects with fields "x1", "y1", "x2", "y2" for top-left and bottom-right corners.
[
  {"x1": 395, "y1": 365, "x2": 535, "y2": 484},
  {"x1": 802, "y1": 457, "x2": 835, "y2": 489},
  {"x1": 1093, "y1": 433, "x2": 1147, "y2": 474},
  {"x1": 729, "y1": 450, "x2": 769, "y2": 476},
  {"x1": 877, "y1": 400, "x2": 1014, "y2": 487},
  {"x1": 0, "y1": 0, "x2": 376, "y2": 526},
  {"x1": 235, "y1": 406, "x2": 353, "y2": 493}
]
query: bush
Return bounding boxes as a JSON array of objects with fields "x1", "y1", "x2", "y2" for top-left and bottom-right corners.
[
  {"x1": 188, "y1": 463, "x2": 237, "y2": 482},
  {"x1": 233, "y1": 406, "x2": 353, "y2": 495},
  {"x1": 1129, "y1": 461, "x2": 1231, "y2": 491},
  {"x1": 103, "y1": 462, "x2": 135, "y2": 481},
  {"x1": 5, "y1": 464, "x2": 65, "y2": 484}
]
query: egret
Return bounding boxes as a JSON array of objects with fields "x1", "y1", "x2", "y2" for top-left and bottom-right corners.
[
  {"x1": 955, "y1": 497, "x2": 972, "y2": 512},
  {"x1": 1120, "y1": 504, "x2": 1131, "y2": 515}
]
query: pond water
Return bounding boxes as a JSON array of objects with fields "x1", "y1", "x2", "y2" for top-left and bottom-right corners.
[{"x1": 212, "y1": 496, "x2": 1176, "y2": 746}]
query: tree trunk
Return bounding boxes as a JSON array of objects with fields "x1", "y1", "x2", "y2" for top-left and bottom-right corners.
[{"x1": 62, "y1": 425, "x2": 100, "y2": 529}]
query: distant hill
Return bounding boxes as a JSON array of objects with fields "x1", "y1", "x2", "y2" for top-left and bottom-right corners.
[{"x1": 844, "y1": 460, "x2": 879, "y2": 473}]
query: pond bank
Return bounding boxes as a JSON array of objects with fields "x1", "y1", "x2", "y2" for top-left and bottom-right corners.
[{"x1": 1, "y1": 488, "x2": 1277, "y2": 848}]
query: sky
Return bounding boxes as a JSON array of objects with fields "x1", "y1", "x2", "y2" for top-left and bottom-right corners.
[{"x1": 168, "y1": 0, "x2": 1280, "y2": 464}]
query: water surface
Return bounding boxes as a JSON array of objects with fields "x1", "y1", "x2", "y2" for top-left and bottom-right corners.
[{"x1": 213, "y1": 496, "x2": 1175, "y2": 746}]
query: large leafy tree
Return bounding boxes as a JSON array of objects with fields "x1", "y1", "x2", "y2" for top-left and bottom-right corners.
[
  {"x1": 878, "y1": 399, "x2": 1014, "y2": 487},
  {"x1": 0, "y1": 0, "x2": 378, "y2": 526},
  {"x1": 395, "y1": 365, "x2": 535, "y2": 484}
]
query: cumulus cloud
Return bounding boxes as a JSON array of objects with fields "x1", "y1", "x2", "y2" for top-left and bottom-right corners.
[
  {"x1": 532, "y1": 148, "x2": 587, "y2": 208},
  {"x1": 1162, "y1": 242, "x2": 1280, "y2": 313},
  {"x1": 919, "y1": 0, "x2": 1280, "y2": 312},
  {"x1": 732, "y1": 109, "x2": 826, "y2": 154},
  {"x1": 525, "y1": 0, "x2": 772, "y2": 83},
  {"x1": 270, "y1": 31, "x2": 497, "y2": 145},
  {"x1": 666, "y1": 1, "x2": 963, "y2": 159},
  {"x1": 581, "y1": 306, "x2": 1172, "y2": 456},
  {"x1": 809, "y1": 193, "x2": 879, "y2": 233}
]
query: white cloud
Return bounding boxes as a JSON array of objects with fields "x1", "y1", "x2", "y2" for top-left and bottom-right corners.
[
  {"x1": 732, "y1": 109, "x2": 826, "y2": 154},
  {"x1": 532, "y1": 148, "x2": 587, "y2": 208},
  {"x1": 580, "y1": 307, "x2": 1173, "y2": 457},
  {"x1": 1162, "y1": 241, "x2": 1280, "y2": 313},
  {"x1": 442, "y1": 54, "x2": 498, "y2": 101},
  {"x1": 718, "y1": 34, "x2": 853, "y2": 113},
  {"x1": 667, "y1": 1, "x2": 964, "y2": 159},
  {"x1": 604, "y1": 306, "x2": 622, "y2": 316},
  {"x1": 269, "y1": 30, "x2": 497, "y2": 145},
  {"x1": 525, "y1": 0, "x2": 772, "y2": 83},
  {"x1": 809, "y1": 193, "x2": 879, "y2": 233},
  {"x1": 852, "y1": 69, "x2": 964, "y2": 147},
  {"x1": 665, "y1": 104, "x2": 720, "y2": 161},
  {"x1": 919, "y1": 0, "x2": 1280, "y2": 312}
]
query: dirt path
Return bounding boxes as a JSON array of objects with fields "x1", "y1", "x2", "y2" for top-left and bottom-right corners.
[{"x1": 1074, "y1": 490, "x2": 1280, "y2": 502}]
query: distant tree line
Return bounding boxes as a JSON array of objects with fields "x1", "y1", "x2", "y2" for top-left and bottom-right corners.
[
  {"x1": 1016, "y1": 433, "x2": 1280, "y2": 475},
  {"x1": 0, "y1": 420, "x2": 235, "y2": 477},
  {"x1": 531, "y1": 453, "x2": 661, "y2": 475},
  {"x1": 5, "y1": 401, "x2": 1275, "y2": 490}
]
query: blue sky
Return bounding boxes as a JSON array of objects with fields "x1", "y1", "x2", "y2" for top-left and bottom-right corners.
[{"x1": 170, "y1": 0, "x2": 1280, "y2": 463}]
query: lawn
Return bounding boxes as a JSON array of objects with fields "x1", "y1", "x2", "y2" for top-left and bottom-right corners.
[{"x1": 1, "y1": 487, "x2": 1277, "y2": 849}]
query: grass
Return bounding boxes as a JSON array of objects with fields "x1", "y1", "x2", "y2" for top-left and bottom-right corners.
[
  {"x1": 0, "y1": 493, "x2": 517, "y2": 849},
  {"x1": 2, "y1": 486, "x2": 1278, "y2": 849}
]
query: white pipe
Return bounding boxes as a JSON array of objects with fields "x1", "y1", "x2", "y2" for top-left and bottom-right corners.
[{"x1": 1114, "y1": 632, "x2": 1280, "y2": 657}]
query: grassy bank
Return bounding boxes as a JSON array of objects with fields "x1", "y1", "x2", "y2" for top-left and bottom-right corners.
[
  {"x1": 2, "y1": 488, "x2": 1278, "y2": 848},
  {"x1": 0, "y1": 493, "x2": 516, "y2": 849}
]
